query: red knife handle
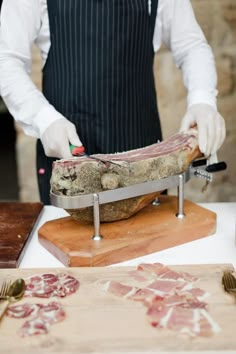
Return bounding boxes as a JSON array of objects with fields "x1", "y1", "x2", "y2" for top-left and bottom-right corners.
[{"x1": 70, "y1": 144, "x2": 85, "y2": 156}]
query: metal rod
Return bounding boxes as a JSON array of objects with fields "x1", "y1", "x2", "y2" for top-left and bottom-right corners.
[
  {"x1": 50, "y1": 175, "x2": 182, "y2": 209},
  {"x1": 152, "y1": 197, "x2": 160, "y2": 206},
  {"x1": 92, "y1": 194, "x2": 103, "y2": 241},
  {"x1": 176, "y1": 174, "x2": 185, "y2": 218}
]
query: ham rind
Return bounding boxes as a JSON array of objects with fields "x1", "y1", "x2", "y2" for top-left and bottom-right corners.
[{"x1": 51, "y1": 130, "x2": 201, "y2": 222}]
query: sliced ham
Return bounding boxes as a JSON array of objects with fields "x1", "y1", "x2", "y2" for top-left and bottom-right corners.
[
  {"x1": 6, "y1": 272, "x2": 80, "y2": 337},
  {"x1": 7, "y1": 301, "x2": 66, "y2": 337},
  {"x1": 137, "y1": 263, "x2": 199, "y2": 282},
  {"x1": 7, "y1": 303, "x2": 42, "y2": 319},
  {"x1": 25, "y1": 272, "x2": 80, "y2": 298},
  {"x1": 103, "y1": 262, "x2": 220, "y2": 337}
]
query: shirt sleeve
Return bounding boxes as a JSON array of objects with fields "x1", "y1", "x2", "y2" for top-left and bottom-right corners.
[
  {"x1": 153, "y1": 0, "x2": 218, "y2": 110},
  {"x1": 0, "y1": 0, "x2": 64, "y2": 138}
]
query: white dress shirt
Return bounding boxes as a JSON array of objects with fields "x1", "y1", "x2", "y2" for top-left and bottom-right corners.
[{"x1": 0, "y1": 0, "x2": 217, "y2": 139}]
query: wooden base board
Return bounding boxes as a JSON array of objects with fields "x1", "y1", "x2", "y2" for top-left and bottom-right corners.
[{"x1": 38, "y1": 196, "x2": 216, "y2": 267}]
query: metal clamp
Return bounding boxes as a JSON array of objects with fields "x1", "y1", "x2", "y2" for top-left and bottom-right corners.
[{"x1": 189, "y1": 159, "x2": 227, "y2": 182}]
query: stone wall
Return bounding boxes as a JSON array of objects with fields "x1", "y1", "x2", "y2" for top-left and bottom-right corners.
[
  {"x1": 17, "y1": 0, "x2": 236, "y2": 202},
  {"x1": 154, "y1": 0, "x2": 236, "y2": 202}
]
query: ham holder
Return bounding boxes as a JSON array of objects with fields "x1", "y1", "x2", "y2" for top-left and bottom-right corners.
[{"x1": 38, "y1": 130, "x2": 227, "y2": 267}]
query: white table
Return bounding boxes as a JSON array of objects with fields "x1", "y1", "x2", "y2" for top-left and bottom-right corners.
[{"x1": 19, "y1": 203, "x2": 236, "y2": 269}]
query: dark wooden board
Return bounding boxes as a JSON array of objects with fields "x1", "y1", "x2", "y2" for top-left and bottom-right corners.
[
  {"x1": 38, "y1": 196, "x2": 216, "y2": 267},
  {"x1": 0, "y1": 202, "x2": 43, "y2": 268}
]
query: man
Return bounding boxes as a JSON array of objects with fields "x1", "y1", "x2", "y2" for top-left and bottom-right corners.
[{"x1": 0, "y1": 0, "x2": 225, "y2": 204}]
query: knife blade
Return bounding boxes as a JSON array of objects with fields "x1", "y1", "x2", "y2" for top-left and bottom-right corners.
[{"x1": 69, "y1": 144, "x2": 125, "y2": 168}]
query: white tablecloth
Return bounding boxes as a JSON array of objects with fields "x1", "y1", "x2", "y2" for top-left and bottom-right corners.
[{"x1": 19, "y1": 203, "x2": 236, "y2": 269}]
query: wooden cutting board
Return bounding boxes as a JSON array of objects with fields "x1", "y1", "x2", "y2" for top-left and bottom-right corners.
[
  {"x1": 0, "y1": 263, "x2": 235, "y2": 353},
  {"x1": 0, "y1": 202, "x2": 43, "y2": 268},
  {"x1": 38, "y1": 196, "x2": 216, "y2": 267}
]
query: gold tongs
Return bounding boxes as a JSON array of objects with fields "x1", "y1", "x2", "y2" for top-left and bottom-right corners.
[{"x1": 222, "y1": 271, "x2": 236, "y2": 299}]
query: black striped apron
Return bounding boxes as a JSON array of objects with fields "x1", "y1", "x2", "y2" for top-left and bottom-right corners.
[{"x1": 37, "y1": 0, "x2": 161, "y2": 204}]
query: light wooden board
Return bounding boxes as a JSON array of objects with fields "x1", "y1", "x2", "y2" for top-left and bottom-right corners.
[
  {"x1": 0, "y1": 264, "x2": 235, "y2": 353},
  {"x1": 38, "y1": 196, "x2": 216, "y2": 266}
]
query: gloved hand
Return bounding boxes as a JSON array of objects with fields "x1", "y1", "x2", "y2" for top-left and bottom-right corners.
[
  {"x1": 179, "y1": 104, "x2": 226, "y2": 157},
  {"x1": 41, "y1": 118, "x2": 82, "y2": 158}
]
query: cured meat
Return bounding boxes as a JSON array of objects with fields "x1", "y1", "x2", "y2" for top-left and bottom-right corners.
[
  {"x1": 50, "y1": 130, "x2": 201, "y2": 222},
  {"x1": 7, "y1": 303, "x2": 41, "y2": 319},
  {"x1": 104, "y1": 281, "x2": 139, "y2": 299},
  {"x1": 7, "y1": 301, "x2": 65, "y2": 337},
  {"x1": 103, "y1": 280, "x2": 156, "y2": 302},
  {"x1": 103, "y1": 263, "x2": 220, "y2": 337},
  {"x1": 7, "y1": 301, "x2": 66, "y2": 337},
  {"x1": 25, "y1": 272, "x2": 80, "y2": 298},
  {"x1": 147, "y1": 301, "x2": 220, "y2": 337},
  {"x1": 5, "y1": 272, "x2": 80, "y2": 337},
  {"x1": 137, "y1": 263, "x2": 199, "y2": 282},
  {"x1": 21, "y1": 317, "x2": 49, "y2": 336},
  {"x1": 147, "y1": 279, "x2": 189, "y2": 296}
]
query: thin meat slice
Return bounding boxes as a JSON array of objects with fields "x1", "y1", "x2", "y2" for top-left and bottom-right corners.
[
  {"x1": 103, "y1": 263, "x2": 220, "y2": 337},
  {"x1": 147, "y1": 302, "x2": 220, "y2": 337},
  {"x1": 137, "y1": 263, "x2": 198, "y2": 282},
  {"x1": 7, "y1": 303, "x2": 42, "y2": 318},
  {"x1": 9, "y1": 301, "x2": 66, "y2": 337},
  {"x1": 104, "y1": 280, "x2": 158, "y2": 302},
  {"x1": 128, "y1": 288, "x2": 160, "y2": 302},
  {"x1": 20, "y1": 317, "x2": 49, "y2": 336},
  {"x1": 39, "y1": 301, "x2": 66, "y2": 325},
  {"x1": 146, "y1": 293, "x2": 207, "y2": 310},
  {"x1": 55, "y1": 273, "x2": 80, "y2": 297},
  {"x1": 137, "y1": 263, "x2": 164, "y2": 275},
  {"x1": 127, "y1": 270, "x2": 149, "y2": 283},
  {"x1": 147, "y1": 279, "x2": 188, "y2": 296},
  {"x1": 25, "y1": 272, "x2": 80, "y2": 298},
  {"x1": 104, "y1": 280, "x2": 139, "y2": 299},
  {"x1": 182, "y1": 287, "x2": 210, "y2": 301}
]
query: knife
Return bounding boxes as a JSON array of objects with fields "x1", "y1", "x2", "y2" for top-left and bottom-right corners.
[{"x1": 69, "y1": 144, "x2": 124, "y2": 167}]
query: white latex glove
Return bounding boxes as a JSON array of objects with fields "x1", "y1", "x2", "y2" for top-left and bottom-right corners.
[
  {"x1": 41, "y1": 118, "x2": 82, "y2": 158},
  {"x1": 179, "y1": 104, "x2": 226, "y2": 157}
]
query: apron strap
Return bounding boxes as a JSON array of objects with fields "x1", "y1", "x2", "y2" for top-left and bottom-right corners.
[{"x1": 150, "y1": 0, "x2": 159, "y2": 37}]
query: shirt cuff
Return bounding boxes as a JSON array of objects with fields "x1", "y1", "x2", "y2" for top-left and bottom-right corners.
[
  {"x1": 187, "y1": 90, "x2": 218, "y2": 111},
  {"x1": 33, "y1": 104, "x2": 66, "y2": 138}
]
